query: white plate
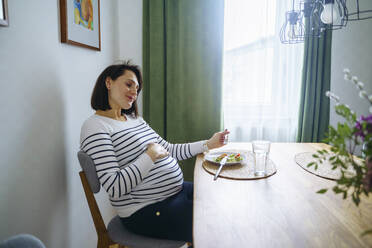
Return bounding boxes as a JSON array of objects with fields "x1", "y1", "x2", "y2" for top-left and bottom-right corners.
[{"x1": 204, "y1": 151, "x2": 245, "y2": 166}]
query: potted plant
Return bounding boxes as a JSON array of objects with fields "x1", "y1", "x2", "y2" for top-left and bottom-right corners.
[{"x1": 308, "y1": 68, "x2": 372, "y2": 234}]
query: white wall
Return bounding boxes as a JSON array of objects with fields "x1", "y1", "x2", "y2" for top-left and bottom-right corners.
[
  {"x1": 0, "y1": 0, "x2": 143, "y2": 247},
  {"x1": 330, "y1": 1, "x2": 372, "y2": 155},
  {"x1": 117, "y1": 0, "x2": 144, "y2": 115}
]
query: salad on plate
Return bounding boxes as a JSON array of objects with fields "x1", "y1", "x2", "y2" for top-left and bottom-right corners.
[
  {"x1": 214, "y1": 153, "x2": 243, "y2": 163},
  {"x1": 204, "y1": 152, "x2": 244, "y2": 165}
]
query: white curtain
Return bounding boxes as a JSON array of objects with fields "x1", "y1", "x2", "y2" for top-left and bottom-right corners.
[{"x1": 223, "y1": 0, "x2": 304, "y2": 142}]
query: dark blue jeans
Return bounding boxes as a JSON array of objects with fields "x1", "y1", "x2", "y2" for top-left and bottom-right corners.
[{"x1": 120, "y1": 181, "x2": 193, "y2": 242}]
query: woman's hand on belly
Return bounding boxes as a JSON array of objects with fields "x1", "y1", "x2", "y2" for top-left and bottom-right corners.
[{"x1": 146, "y1": 143, "x2": 169, "y2": 162}]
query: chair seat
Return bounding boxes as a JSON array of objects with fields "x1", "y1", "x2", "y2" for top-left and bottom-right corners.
[{"x1": 107, "y1": 215, "x2": 186, "y2": 248}]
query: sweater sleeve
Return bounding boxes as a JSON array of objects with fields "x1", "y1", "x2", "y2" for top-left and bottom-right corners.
[
  {"x1": 80, "y1": 119, "x2": 153, "y2": 198},
  {"x1": 140, "y1": 118, "x2": 206, "y2": 161}
]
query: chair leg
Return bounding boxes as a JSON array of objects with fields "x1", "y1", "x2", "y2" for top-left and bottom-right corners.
[
  {"x1": 97, "y1": 237, "x2": 113, "y2": 248},
  {"x1": 107, "y1": 243, "x2": 128, "y2": 248},
  {"x1": 108, "y1": 245, "x2": 128, "y2": 248}
]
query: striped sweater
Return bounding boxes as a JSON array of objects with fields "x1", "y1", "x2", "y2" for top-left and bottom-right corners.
[{"x1": 80, "y1": 114, "x2": 206, "y2": 217}]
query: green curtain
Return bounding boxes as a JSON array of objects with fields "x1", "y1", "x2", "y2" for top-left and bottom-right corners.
[
  {"x1": 296, "y1": 19, "x2": 333, "y2": 142},
  {"x1": 143, "y1": 0, "x2": 224, "y2": 181}
]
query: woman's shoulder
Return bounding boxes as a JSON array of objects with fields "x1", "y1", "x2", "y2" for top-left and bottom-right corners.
[
  {"x1": 80, "y1": 115, "x2": 113, "y2": 143},
  {"x1": 82, "y1": 114, "x2": 113, "y2": 131}
]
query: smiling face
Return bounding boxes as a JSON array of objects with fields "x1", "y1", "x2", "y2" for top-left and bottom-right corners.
[{"x1": 106, "y1": 70, "x2": 139, "y2": 110}]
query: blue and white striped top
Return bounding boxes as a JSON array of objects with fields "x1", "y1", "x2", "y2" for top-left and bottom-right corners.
[{"x1": 80, "y1": 114, "x2": 205, "y2": 217}]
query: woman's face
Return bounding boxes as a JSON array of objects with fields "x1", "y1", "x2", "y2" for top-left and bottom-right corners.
[{"x1": 106, "y1": 70, "x2": 139, "y2": 110}]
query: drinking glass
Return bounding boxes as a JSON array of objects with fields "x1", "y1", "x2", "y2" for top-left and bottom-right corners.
[{"x1": 252, "y1": 140, "x2": 271, "y2": 176}]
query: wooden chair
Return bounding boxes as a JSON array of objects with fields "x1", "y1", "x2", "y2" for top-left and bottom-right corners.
[{"x1": 77, "y1": 151, "x2": 186, "y2": 248}]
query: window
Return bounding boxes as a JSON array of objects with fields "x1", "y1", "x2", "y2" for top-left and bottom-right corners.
[{"x1": 223, "y1": 0, "x2": 304, "y2": 142}]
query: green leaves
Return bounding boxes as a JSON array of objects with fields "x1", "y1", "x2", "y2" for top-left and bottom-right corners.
[
  {"x1": 307, "y1": 162, "x2": 316, "y2": 168},
  {"x1": 352, "y1": 192, "x2": 361, "y2": 206},
  {"x1": 317, "y1": 189, "x2": 328, "y2": 194},
  {"x1": 309, "y1": 107, "x2": 369, "y2": 208},
  {"x1": 361, "y1": 229, "x2": 372, "y2": 237},
  {"x1": 334, "y1": 104, "x2": 357, "y2": 124},
  {"x1": 323, "y1": 74, "x2": 372, "y2": 236},
  {"x1": 332, "y1": 186, "x2": 343, "y2": 194}
]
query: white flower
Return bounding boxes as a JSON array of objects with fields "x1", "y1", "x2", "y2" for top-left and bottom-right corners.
[
  {"x1": 356, "y1": 81, "x2": 364, "y2": 90},
  {"x1": 351, "y1": 76, "x2": 358, "y2": 84},
  {"x1": 359, "y1": 90, "x2": 368, "y2": 99},
  {"x1": 325, "y1": 91, "x2": 340, "y2": 102},
  {"x1": 339, "y1": 68, "x2": 371, "y2": 110}
]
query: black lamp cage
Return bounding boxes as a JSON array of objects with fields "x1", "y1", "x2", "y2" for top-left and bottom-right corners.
[
  {"x1": 347, "y1": 0, "x2": 372, "y2": 21},
  {"x1": 280, "y1": 0, "x2": 372, "y2": 44}
]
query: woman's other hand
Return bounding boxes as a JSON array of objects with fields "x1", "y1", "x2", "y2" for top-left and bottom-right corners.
[
  {"x1": 146, "y1": 143, "x2": 169, "y2": 162},
  {"x1": 207, "y1": 129, "x2": 230, "y2": 150}
]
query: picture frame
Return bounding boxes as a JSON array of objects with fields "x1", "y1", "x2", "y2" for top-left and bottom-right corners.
[
  {"x1": 0, "y1": 0, "x2": 9, "y2": 27},
  {"x1": 60, "y1": 0, "x2": 101, "y2": 51}
]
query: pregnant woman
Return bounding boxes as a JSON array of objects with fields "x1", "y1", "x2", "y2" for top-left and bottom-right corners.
[{"x1": 80, "y1": 61, "x2": 229, "y2": 244}]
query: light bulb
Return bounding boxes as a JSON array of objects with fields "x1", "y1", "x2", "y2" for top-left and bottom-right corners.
[{"x1": 320, "y1": 3, "x2": 340, "y2": 24}]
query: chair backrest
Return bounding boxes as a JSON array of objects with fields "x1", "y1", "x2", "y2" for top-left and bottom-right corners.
[
  {"x1": 77, "y1": 151, "x2": 114, "y2": 246},
  {"x1": 77, "y1": 151, "x2": 100, "y2": 193}
]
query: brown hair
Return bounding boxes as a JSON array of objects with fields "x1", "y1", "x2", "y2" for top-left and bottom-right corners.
[{"x1": 91, "y1": 61, "x2": 143, "y2": 118}]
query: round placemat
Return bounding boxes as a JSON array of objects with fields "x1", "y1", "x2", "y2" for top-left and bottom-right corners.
[
  {"x1": 294, "y1": 152, "x2": 356, "y2": 180},
  {"x1": 202, "y1": 152, "x2": 277, "y2": 180}
]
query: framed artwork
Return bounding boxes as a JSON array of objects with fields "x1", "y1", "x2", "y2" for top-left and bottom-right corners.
[
  {"x1": 0, "y1": 0, "x2": 9, "y2": 27},
  {"x1": 60, "y1": 0, "x2": 101, "y2": 51}
]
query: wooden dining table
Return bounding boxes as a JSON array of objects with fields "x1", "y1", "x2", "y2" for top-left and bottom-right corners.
[{"x1": 193, "y1": 143, "x2": 372, "y2": 248}]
